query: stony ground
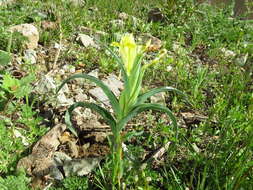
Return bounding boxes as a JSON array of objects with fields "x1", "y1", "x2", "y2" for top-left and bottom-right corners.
[{"x1": 0, "y1": 0, "x2": 253, "y2": 189}]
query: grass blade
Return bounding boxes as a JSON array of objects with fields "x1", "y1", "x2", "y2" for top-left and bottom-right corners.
[
  {"x1": 56, "y1": 73, "x2": 120, "y2": 115},
  {"x1": 65, "y1": 102, "x2": 116, "y2": 137}
]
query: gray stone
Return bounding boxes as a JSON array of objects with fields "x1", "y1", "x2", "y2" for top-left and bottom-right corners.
[
  {"x1": 75, "y1": 91, "x2": 88, "y2": 102},
  {"x1": 9, "y1": 24, "x2": 39, "y2": 49},
  {"x1": 57, "y1": 93, "x2": 74, "y2": 106},
  {"x1": 23, "y1": 49, "x2": 36, "y2": 64},
  {"x1": 220, "y1": 48, "x2": 236, "y2": 58},
  {"x1": 53, "y1": 151, "x2": 72, "y2": 165},
  {"x1": 63, "y1": 157, "x2": 101, "y2": 177},
  {"x1": 76, "y1": 34, "x2": 99, "y2": 49},
  {"x1": 150, "y1": 92, "x2": 166, "y2": 105},
  {"x1": 118, "y1": 12, "x2": 129, "y2": 20},
  {"x1": 89, "y1": 74, "x2": 123, "y2": 106},
  {"x1": 13, "y1": 129, "x2": 29, "y2": 146},
  {"x1": 89, "y1": 87, "x2": 109, "y2": 105},
  {"x1": 36, "y1": 75, "x2": 57, "y2": 94},
  {"x1": 88, "y1": 69, "x2": 99, "y2": 78},
  {"x1": 103, "y1": 74, "x2": 123, "y2": 97},
  {"x1": 49, "y1": 152, "x2": 72, "y2": 180}
]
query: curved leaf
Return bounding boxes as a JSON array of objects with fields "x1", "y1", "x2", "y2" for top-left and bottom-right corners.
[
  {"x1": 137, "y1": 87, "x2": 187, "y2": 105},
  {"x1": 56, "y1": 73, "x2": 120, "y2": 115},
  {"x1": 118, "y1": 103, "x2": 178, "y2": 138},
  {"x1": 65, "y1": 102, "x2": 117, "y2": 137}
]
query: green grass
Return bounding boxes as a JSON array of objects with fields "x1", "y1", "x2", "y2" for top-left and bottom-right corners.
[{"x1": 0, "y1": 0, "x2": 253, "y2": 189}]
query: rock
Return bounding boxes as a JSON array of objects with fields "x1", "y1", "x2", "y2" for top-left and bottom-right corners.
[
  {"x1": 118, "y1": 12, "x2": 129, "y2": 20},
  {"x1": 35, "y1": 75, "x2": 73, "y2": 106},
  {"x1": 13, "y1": 129, "x2": 29, "y2": 146},
  {"x1": 138, "y1": 33, "x2": 163, "y2": 52},
  {"x1": 76, "y1": 34, "x2": 99, "y2": 49},
  {"x1": 54, "y1": 42, "x2": 64, "y2": 50},
  {"x1": 57, "y1": 93, "x2": 74, "y2": 107},
  {"x1": 148, "y1": 8, "x2": 164, "y2": 22},
  {"x1": 69, "y1": 0, "x2": 85, "y2": 6},
  {"x1": 89, "y1": 88, "x2": 109, "y2": 105},
  {"x1": 36, "y1": 75, "x2": 57, "y2": 94},
  {"x1": 103, "y1": 74, "x2": 123, "y2": 97},
  {"x1": 54, "y1": 152, "x2": 72, "y2": 165},
  {"x1": 150, "y1": 92, "x2": 166, "y2": 106},
  {"x1": 118, "y1": 12, "x2": 139, "y2": 26},
  {"x1": 0, "y1": 0, "x2": 14, "y2": 6},
  {"x1": 63, "y1": 157, "x2": 101, "y2": 177},
  {"x1": 89, "y1": 74, "x2": 123, "y2": 106},
  {"x1": 17, "y1": 124, "x2": 67, "y2": 177},
  {"x1": 23, "y1": 49, "x2": 37, "y2": 64},
  {"x1": 9, "y1": 24, "x2": 39, "y2": 49},
  {"x1": 75, "y1": 91, "x2": 88, "y2": 102},
  {"x1": 88, "y1": 68, "x2": 99, "y2": 78},
  {"x1": 41, "y1": 21, "x2": 57, "y2": 30},
  {"x1": 235, "y1": 54, "x2": 248, "y2": 66},
  {"x1": 220, "y1": 48, "x2": 236, "y2": 58},
  {"x1": 79, "y1": 26, "x2": 107, "y2": 40},
  {"x1": 63, "y1": 64, "x2": 76, "y2": 74},
  {"x1": 110, "y1": 19, "x2": 125, "y2": 28}
]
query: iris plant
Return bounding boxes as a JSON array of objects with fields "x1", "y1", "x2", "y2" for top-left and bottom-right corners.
[{"x1": 57, "y1": 33, "x2": 183, "y2": 188}]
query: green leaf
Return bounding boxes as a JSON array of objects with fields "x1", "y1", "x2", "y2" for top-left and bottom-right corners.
[
  {"x1": 0, "y1": 50, "x2": 11, "y2": 66},
  {"x1": 128, "y1": 54, "x2": 143, "y2": 94},
  {"x1": 127, "y1": 68, "x2": 145, "y2": 109},
  {"x1": 118, "y1": 103, "x2": 178, "y2": 138},
  {"x1": 119, "y1": 54, "x2": 145, "y2": 117},
  {"x1": 65, "y1": 102, "x2": 117, "y2": 137},
  {"x1": 57, "y1": 74, "x2": 120, "y2": 116},
  {"x1": 137, "y1": 87, "x2": 187, "y2": 105},
  {"x1": 14, "y1": 85, "x2": 32, "y2": 99},
  {"x1": 1, "y1": 74, "x2": 20, "y2": 93},
  {"x1": 20, "y1": 74, "x2": 35, "y2": 86}
]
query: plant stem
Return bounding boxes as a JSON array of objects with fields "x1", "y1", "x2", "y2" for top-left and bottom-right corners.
[{"x1": 112, "y1": 131, "x2": 123, "y2": 189}]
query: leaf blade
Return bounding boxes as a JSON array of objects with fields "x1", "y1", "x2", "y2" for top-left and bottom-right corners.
[
  {"x1": 65, "y1": 102, "x2": 117, "y2": 137},
  {"x1": 137, "y1": 87, "x2": 187, "y2": 105},
  {"x1": 56, "y1": 73, "x2": 120, "y2": 115},
  {"x1": 118, "y1": 103, "x2": 178, "y2": 138}
]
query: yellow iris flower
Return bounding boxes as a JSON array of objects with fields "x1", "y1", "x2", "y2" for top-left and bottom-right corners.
[{"x1": 112, "y1": 33, "x2": 149, "y2": 76}]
